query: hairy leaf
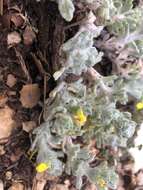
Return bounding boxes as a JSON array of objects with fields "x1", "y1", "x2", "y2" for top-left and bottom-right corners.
[{"x1": 58, "y1": 0, "x2": 75, "y2": 21}]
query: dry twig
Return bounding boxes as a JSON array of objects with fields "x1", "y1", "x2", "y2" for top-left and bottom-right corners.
[{"x1": 0, "y1": 0, "x2": 3, "y2": 16}]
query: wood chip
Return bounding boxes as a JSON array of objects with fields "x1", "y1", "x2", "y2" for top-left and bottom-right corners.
[
  {"x1": 7, "y1": 91, "x2": 16, "y2": 96},
  {"x1": 0, "y1": 106, "x2": 16, "y2": 140},
  {"x1": 0, "y1": 94, "x2": 8, "y2": 107},
  {"x1": 20, "y1": 84, "x2": 40, "y2": 108},
  {"x1": 8, "y1": 182, "x2": 24, "y2": 190},
  {"x1": 50, "y1": 184, "x2": 69, "y2": 190},
  {"x1": 22, "y1": 121, "x2": 36, "y2": 132},
  {"x1": 7, "y1": 31, "x2": 21, "y2": 46},
  {"x1": 11, "y1": 13, "x2": 26, "y2": 28},
  {"x1": 23, "y1": 26, "x2": 36, "y2": 46},
  {"x1": 6, "y1": 74, "x2": 17, "y2": 88}
]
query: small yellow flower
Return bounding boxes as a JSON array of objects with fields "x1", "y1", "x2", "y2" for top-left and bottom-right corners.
[
  {"x1": 97, "y1": 178, "x2": 107, "y2": 188},
  {"x1": 36, "y1": 162, "x2": 51, "y2": 173},
  {"x1": 74, "y1": 108, "x2": 87, "y2": 126},
  {"x1": 136, "y1": 102, "x2": 143, "y2": 110}
]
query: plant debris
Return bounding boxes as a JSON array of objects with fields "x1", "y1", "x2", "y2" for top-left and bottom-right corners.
[
  {"x1": 20, "y1": 84, "x2": 40, "y2": 108},
  {"x1": 9, "y1": 182, "x2": 24, "y2": 190},
  {"x1": 7, "y1": 32, "x2": 21, "y2": 46},
  {"x1": 22, "y1": 121, "x2": 36, "y2": 133},
  {"x1": 11, "y1": 13, "x2": 26, "y2": 28},
  {"x1": 6, "y1": 74, "x2": 17, "y2": 88},
  {"x1": 0, "y1": 94, "x2": 8, "y2": 107},
  {"x1": 0, "y1": 106, "x2": 16, "y2": 140}
]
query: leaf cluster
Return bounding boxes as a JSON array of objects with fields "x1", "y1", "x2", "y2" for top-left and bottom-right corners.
[{"x1": 32, "y1": 1, "x2": 143, "y2": 189}]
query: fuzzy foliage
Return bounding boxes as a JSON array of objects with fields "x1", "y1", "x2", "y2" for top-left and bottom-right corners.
[
  {"x1": 96, "y1": 0, "x2": 143, "y2": 35},
  {"x1": 96, "y1": 0, "x2": 143, "y2": 56},
  {"x1": 55, "y1": 0, "x2": 143, "y2": 56},
  {"x1": 61, "y1": 25, "x2": 103, "y2": 75},
  {"x1": 57, "y1": 0, "x2": 75, "y2": 21},
  {"x1": 32, "y1": 1, "x2": 143, "y2": 189},
  {"x1": 32, "y1": 72, "x2": 143, "y2": 189}
]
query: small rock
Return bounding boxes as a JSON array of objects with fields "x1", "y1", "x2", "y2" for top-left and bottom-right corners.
[
  {"x1": 6, "y1": 74, "x2": 17, "y2": 88},
  {"x1": 5, "y1": 171, "x2": 12, "y2": 180},
  {"x1": 7, "y1": 31, "x2": 21, "y2": 46},
  {"x1": 20, "y1": 84, "x2": 40, "y2": 108}
]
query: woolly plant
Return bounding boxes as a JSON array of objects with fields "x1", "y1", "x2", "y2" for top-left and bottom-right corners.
[{"x1": 32, "y1": 1, "x2": 143, "y2": 190}]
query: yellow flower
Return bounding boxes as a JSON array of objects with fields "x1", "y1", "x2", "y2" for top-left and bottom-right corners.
[
  {"x1": 36, "y1": 162, "x2": 51, "y2": 173},
  {"x1": 136, "y1": 102, "x2": 143, "y2": 110},
  {"x1": 97, "y1": 178, "x2": 107, "y2": 188},
  {"x1": 74, "y1": 108, "x2": 87, "y2": 126}
]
